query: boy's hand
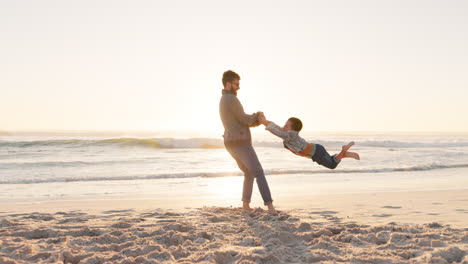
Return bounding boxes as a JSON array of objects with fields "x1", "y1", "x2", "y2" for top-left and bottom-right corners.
[
  {"x1": 257, "y1": 112, "x2": 268, "y2": 125},
  {"x1": 257, "y1": 112, "x2": 264, "y2": 124}
]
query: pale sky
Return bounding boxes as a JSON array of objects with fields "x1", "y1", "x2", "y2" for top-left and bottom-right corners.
[{"x1": 1, "y1": 0, "x2": 467, "y2": 134}]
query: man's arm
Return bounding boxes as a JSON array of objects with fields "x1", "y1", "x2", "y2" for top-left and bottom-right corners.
[{"x1": 229, "y1": 96, "x2": 259, "y2": 127}]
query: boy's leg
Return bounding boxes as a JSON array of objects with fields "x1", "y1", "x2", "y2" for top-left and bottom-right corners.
[
  {"x1": 336, "y1": 141, "x2": 355, "y2": 161},
  {"x1": 344, "y1": 151, "x2": 360, "y2": 160},
  {"x1": 312, "y1": 144, "x2": 340, "y2": 169}
]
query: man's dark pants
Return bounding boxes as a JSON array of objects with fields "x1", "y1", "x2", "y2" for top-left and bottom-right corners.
[{"x1": 225, "y1": 144, "x2": 273, "y2": 205}]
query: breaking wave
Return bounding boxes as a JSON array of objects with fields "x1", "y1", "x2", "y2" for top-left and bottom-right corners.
[
  {"x1": 1, "y1": 163, "x2": 467, "y2": 184},
  {"x1": 2, "y1": 137, "x2": 468, "y2": 149}
]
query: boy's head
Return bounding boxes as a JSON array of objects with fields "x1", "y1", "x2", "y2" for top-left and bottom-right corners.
[{"x1": 283, "y1": 117, "x2": 303, "y2": 132}]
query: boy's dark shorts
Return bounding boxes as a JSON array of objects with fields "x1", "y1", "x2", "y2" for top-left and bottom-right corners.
[{"x1": 311, "y1": 144, "x2": 340, "y2": 169}]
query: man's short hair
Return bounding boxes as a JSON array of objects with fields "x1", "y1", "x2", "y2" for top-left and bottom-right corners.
[
  {"x1": 288, "y1": 117, "x2": 303, "y2": 132},
  {"x1": 222, "y1": 70, "x2": 240, "y2": 86}
]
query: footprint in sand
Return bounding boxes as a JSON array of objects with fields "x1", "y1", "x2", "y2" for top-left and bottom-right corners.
[
  {"x1": 23, "y1": 214, "x2": 56, "y2": 221},
  {"x1": 57, "y1": 218, "x2": 88, "y2": 224},
  {"x1": 139, "y1": 210, "x2": 166, "y2": 217},
  {"x1": 157, "y1": 219, "x2": 177, "y2": 223},
  {"x1": 102, "y1": 209, "x2": 134, "y2": 214},
  {"x1": 382, "y1": 206, "x2": 402, "y2": 209},
  {"x1": 6, "y1": 213, "x2": 30, "y2": 217},
  {"x1": 111, "y1": 222, "x2": 132, "y2": 228},
  {"x1": 310, "y1": 211, "x2": 338, "y2": 215},
  {"x1": 55, "y1": 211, "x2": 88, "y2": 217},
  {"x1": 0, "y1": 219, "x2": 18, "y2": 227},
  {"x1": 325, "y1": 216, "x2": 342, "y2": 223},
  {"x1": 372, "y1": 214, "x2": 393, "y2": 218},
  {"x1": 101, "y1": 209, "x2": 135, "y2": 217}
]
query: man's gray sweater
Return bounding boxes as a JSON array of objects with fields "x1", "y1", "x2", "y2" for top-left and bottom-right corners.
[{"x1": 219, "y1": 89, "x2": 259, "y2": 146}]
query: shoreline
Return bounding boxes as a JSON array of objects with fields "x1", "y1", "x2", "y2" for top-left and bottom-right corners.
[{"x1": 2, "y1": 189, "x2": 467, "y2": 228}]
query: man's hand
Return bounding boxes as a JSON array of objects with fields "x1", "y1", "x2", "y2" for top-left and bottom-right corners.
[{"x1": 257, "y1": 112, "x2": 268, "y2": 126}]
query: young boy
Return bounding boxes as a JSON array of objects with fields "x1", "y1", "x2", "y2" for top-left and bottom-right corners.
[{"x1": 258, "y1": 114, "x2": 360, "y2": 169}]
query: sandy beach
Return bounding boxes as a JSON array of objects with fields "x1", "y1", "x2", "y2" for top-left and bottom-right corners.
[
  {"x1": 3, "y1": 0, "x2": 468, "y2": 262},
  {"x1": 1, "y1": 189, "x2": 467, "y2": 263}
]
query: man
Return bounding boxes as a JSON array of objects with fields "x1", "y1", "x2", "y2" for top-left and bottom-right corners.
[{"x1": 219, "y1": 70, "x2": 277, "y2": 215}]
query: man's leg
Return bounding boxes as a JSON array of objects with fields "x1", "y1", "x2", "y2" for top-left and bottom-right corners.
[
  {"x1": 226, "y1": 146, "x2": 254, "y2": 210},
  {"x1": 240, "y1": 145, "x2": 273, "y2": 206},
  {"x1": 227, "y1": 145, "x2": 275, "y2": 213}
]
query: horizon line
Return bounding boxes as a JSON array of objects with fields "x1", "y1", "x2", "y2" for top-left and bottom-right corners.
[{"x1": 2, "y1": 129, "x2": 468, "y2": 136}]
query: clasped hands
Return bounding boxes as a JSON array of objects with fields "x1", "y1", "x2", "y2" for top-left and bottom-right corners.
[{"x1": 256, "y1": 111, "x2": 270, "y2": 126}]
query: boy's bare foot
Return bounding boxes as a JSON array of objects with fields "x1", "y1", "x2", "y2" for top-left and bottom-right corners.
[
  {"x1": 336, "y1": 141, "x2": 355, "y2": 161},
  {"x1": 342, "y1": 141, "x2": 355, "y2": 152},
  {"x1": 344, "y1": 151, "x2": 360, "y2": 160},
  {"x1": 267, "y1": 203, "x2": 278, "y2": 216}
]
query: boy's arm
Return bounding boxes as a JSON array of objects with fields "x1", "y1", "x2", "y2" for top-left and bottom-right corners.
[{"x1": 262, "y1": 120, "x2": 290, "y2": 140}]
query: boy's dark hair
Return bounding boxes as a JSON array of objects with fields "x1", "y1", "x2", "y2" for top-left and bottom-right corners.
[
  {"x1": 288, "y1": 117, "x2": 303, "y2": 132},
  {"x1": 222, "y1": 70, "x2": 240, "y2": 86}
]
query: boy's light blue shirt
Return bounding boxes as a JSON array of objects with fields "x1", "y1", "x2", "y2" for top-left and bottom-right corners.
[{"x1": 265, "y1": 122, "x2": 316, "y2": 157}]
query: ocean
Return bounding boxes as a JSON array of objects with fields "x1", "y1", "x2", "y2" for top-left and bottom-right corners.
[{"x1": 1, "y1": 132, "x2": 468, "y2": 203}]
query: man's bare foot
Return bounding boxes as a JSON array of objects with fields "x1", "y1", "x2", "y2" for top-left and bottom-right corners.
[
  {"x1": 267, "y1": 203, "x2": 278, "y2": 215},
  {"x1": 344, "y1": 151, "x2": 360, "y2": 160},
  {"x1": 243, "y1": 202, "x2": 253, "y2": 212},
  {"x1": 342, "y1": 141, "x2": 355, "y2": 152}
]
